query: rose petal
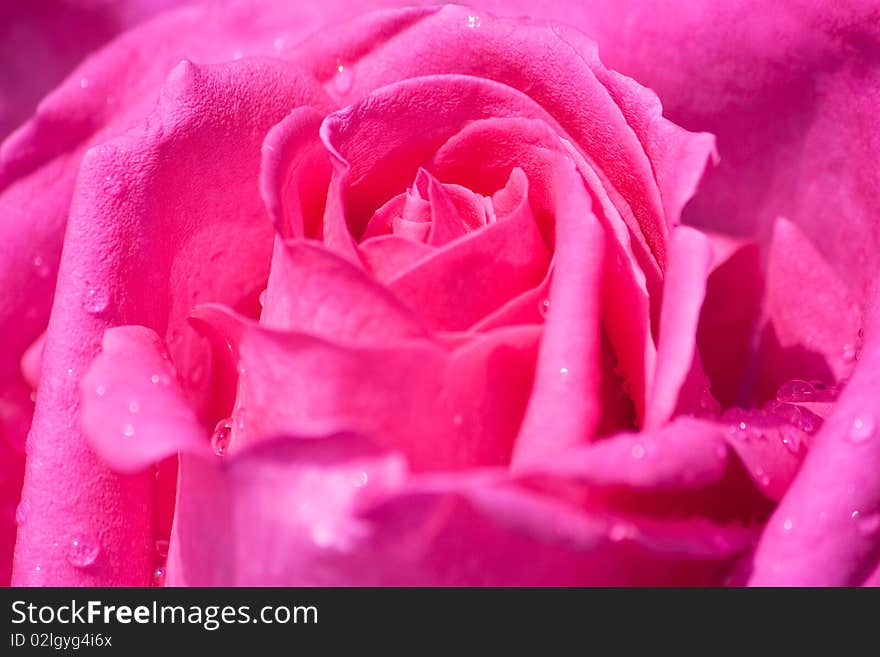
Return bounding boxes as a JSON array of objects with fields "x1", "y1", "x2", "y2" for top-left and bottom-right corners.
[
  {"x1": 749, "y1": 304, "x2": 880, "y2": 585},
  {"x1": 81, "y1": 326, "x2": 210, "y2": 473},
  {"x1": 13, "y1": 58, "x2": 326, "y2": 586},
  {"x1": 261, "y1": 239, "x2": 429, "y2": 343},
  {"x1": 755, "y1": 216, "x2": 862, "y2": 401},
  {"x1": 645, "y1": 226, "x2": 714, "y2": 429},
  {"x1": 191, "y1": 304, "x2": 540, "y2": 470},
  {"x1": 513, "y1": 161, "x2": 603, "y2": 464},
  {"x1": 168, "y1": 434, "x2": 756, "y2": 585}
]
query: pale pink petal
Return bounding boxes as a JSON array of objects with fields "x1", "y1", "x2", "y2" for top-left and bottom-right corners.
[{"x1": 81, "y1": 326, "x2": 210, "y2": 473}]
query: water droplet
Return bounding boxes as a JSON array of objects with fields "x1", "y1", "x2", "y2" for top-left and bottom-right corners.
[
  {"x1": 79, "y1": 78, "x2": 89, "y2": 89},
  {"x1": 559, "y1": 367, "x2": 569, "y2": 376},
  {"x1": 15, "y1": 501, "x2": 29, "y2": 526},
  {"x1": 32, "y1": 256, "x2": 50, "y2": 278},
  {"x1": 776, "y1": 379, "x2": 816, "y2": 403},
  {"x1": 782, "y1": 517, "x2": 793, "y2": 532},
  {"x1": 29, "y1": 390, "x2": 37, "y2": 403},
  {"x1": 608, "y1": 521, "x2": 637, "y2": 542},
  {"x1": 539, "y1": 298, "x2": 550, "y2": 317},
  {"x1": 354, "y1": 472, "x2": 368, "y2": 488},
  {"x1": 259, "y1": 290, "x2": 267, "y2": 307},
  {"x1": 779, "y1": 424, "x2": 803, "y2": 454},
  {"x1": 211, "y1": 418, "x2": 233, "y2": 456},
  {"x1": 842, "y1": 343, "x2": 857, "y2": 362},
  {"x1": 151, "y1": 566, "x2": 166, "y2": 587},
  {"x1": 848, "y1": 415, "x2": 875, "y2": 443},
  {"x1": 857, "y1": 513, "x2": 880, "y2": 537},
  {"x1": 467, "y1": 14, "x2": 481, "y2": 29},
  {"x1": 95, "y1": 385, "x2": 106, "y2": 397},
  {"x1": 82, "y1": 287, "x2": 109, "y2": 315},
  {"x1": 123, "y1": 424, "x2": 135, "y2": 438},
  {"x1": 311, "y1": 525, "x2": 334, "y2": 547},
  {"x1": 67, "y1": 534, "x2": 100, "y2": 568},
  {"x1": 333, "y1": 63, "x2": 353, "y2": 95},
  {"x1": 630, "y1": 443, "x2": 645, "y2": 459},
  {"x1": 150, "y1": 374, "x2": 161, "y2": 385},
  {"x1": 755, "y1": 467, "x2": 770, "y2": 487},
  {"x1": 128, "y1": 401, "x2": 140, "y2": 414}
]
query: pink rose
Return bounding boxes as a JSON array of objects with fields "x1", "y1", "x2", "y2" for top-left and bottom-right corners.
[{"x1": 1, "y1": 1, "x2": 878, "y2": 586}]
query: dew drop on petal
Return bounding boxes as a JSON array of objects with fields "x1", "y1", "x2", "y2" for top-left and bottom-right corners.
[
  {"x1": 630, "y1": 443, "x2": 645, "y2": 459},
  {"x1": 259, "y1": 290, "x2": 267, "y2": 307},
  {"x1": 82, "y1": 287, "x2": 110, "y2": 315},
  {"x1": 775, "y1": 379, "x2": 816, "y2": 403},
  {"x1": 353, "y1": 472, "x2": 368, "y2": 488},
  {"x1": 151, "y1": 566, "x2": 166, "y2": 587},
  {"x1": 15, "y1": 501, "x2": 29, "y2": 526},
  {"x1": 32, "y1": 255, "x2": 50, "y2": 278},
  {"x1": 67, "y1": 534, "x2": 100, "y2": 568},
  {"x1": 559, "y1": 367, "x2": 568, "y2": 376},
  {"x1": 848, "y1": 415, "x2": 875, "y2": 443},
  {"x1": 123, "y1": 424, "x2": 135, "y2": 438},
  {"x1": 782, "y1": 517, "x2": 793, "y2": 532},
  {"x1": 608, "y1": 521, "x2": 637, "y2": 543},
  {"x1": 539, "y1": 298, "x2": 550, "y2": 317},
  {"x1": 128, "y1": 401, "x2": 139, "y2": 414},
  {"x1": 150, "y1": 374, "x2": 161, "y2": 385},
  {"x1": 467, "y1": 14, "x2": 481, "y2": 28},
  {"x1": 211, "y1": 418, "x2": 233, "y2": 456},
  {"x1": 333, "y1": 63, "x2": 353, "y2": 95},
  {"x1": 80, "y1": 77, "x2": 89, "y2": 89},
  {"x1": 842, "y1": 343, "x2": 857, "y2": 362}
]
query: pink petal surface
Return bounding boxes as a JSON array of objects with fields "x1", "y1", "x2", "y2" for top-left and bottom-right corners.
[
  {"x1": 645, "y1": 226, "x2": 714, "y2": 429},
  {"x1": 260, "y1": 239, "x2": 428, "y2": 342},
  {"x1": 12, "y1": 59, "x2": 327, "y2": 586},
  {"x1": 749, "y1": 303, "x2": 880, "y2": 585},
  {"x1": 513, "y1": 162, "x2": 603, "y2": 464},
  {"x1": 754, "y1": 217, "x2": 862, "y2": 402},
  {"x1": 81, "y1": 326, "x2": 210, "y2": 473},
  {"x1": 191, "y1": 305, "x2": 540, "y2": 468},
  {"x1": 163, "y1": 436, "x2": 756, "y2": 586}
]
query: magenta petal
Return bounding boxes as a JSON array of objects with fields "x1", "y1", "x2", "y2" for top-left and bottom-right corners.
[
  {"x1": 514, "y1": 162, "x2": 603, "y2": 464},
  {"x1": 749, "y1": 305, "x2": 880, "y2": 585},
  {"x1": 192, "y1": 305, "x2": 540, "y2": 469},
  {"x1": 12, "y1": 58, "x2": 326, "y2": 586},
  {"x1": 81, "y1": 326, "x2": 209, "y2": 473},
  {"x1": 260, "y1": 106, "x2": 332, "y2": 240},
  {"x1": 260, "y1": 239, "x2": 428, "y2": 343},
  {"x1": 646, "y1": 226, "x2": 714, "y2": 429},
  {"x1": 388, "y1": 187, "x2": 549, "y2": 332},
  {"x1": 523, "y1": 417, "x2": 729, "y2": 491},
  {"x1": 755, "y1": 217, "x2": 861, "y2": 400},
  {"x1": 358, "y1": 236, "x2": 436, "y2": 283},
  {"x1": 168, "y1": 435, "x2": 754, "y2": 585}
]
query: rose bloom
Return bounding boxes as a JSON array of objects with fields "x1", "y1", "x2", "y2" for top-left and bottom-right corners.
[{"x1": 0, "y1": 0, "x2": 877, "y2": 587}]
